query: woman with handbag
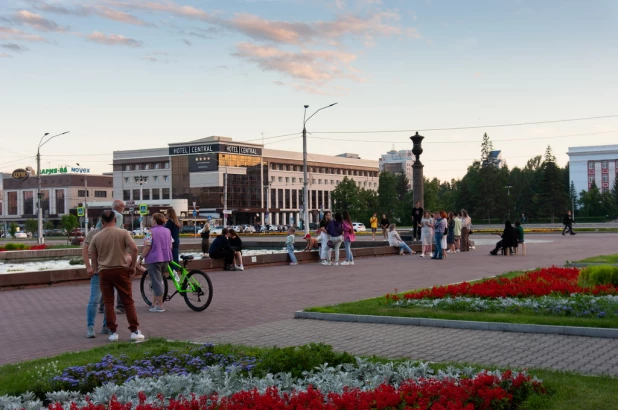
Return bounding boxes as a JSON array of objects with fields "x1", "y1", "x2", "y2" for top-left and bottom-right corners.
[
  {"x1": 341, "y1": 211, "x2": 356, "y2": 265},
  {"x1": 326, "y1": 212, "x2": 344, "y2": 266},
  {"x1": 319, "y1": 211, "x2": 332, "y2": 265}
]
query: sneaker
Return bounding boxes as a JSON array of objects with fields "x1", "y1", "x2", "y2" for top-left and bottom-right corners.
[
  {"x1": 87, "y1": 326, "x2": 95, "y2": 338},
  {"x1": 456, "y1": 250, "x2": 460, "y2": 253},
  {"x1": 116, "y1": 306, "x2": 125, "y2": 314},
  {"x1": 131, "y1": 330, "x2": 145, "y2": 342},
  {"x1": 289, "y1": 262, "x2": 298, "y2": 265},
  {"x1": 446, "y1": 250, "x2": 453, "y2": 253},
  {"x1": 320, "y1": 260, "x2": 329, "y2": 266},
  {"x1": 340, "y1": 261, "x2": 350, "y2": 266},
  {"x1": 420, "y1": 254, "x2": 424, "y2": 257},
  {"x1": 109, "y1": 332, "x2": 119, "y2": 342},
  {"x1": 238, "y1": 265, "x2": 245, "y2": 271},
  {"x1": 152, "y1": 306, "x2": 165, "y2": 313},
  {"x1": 349, "y1": 261, "x2": 354, "y2": 265},
  {"x1": 333, "y1": 262, "x2": 339, "y2": 266},
  {"x1": 100, "y1": 327, "x2": 111, "y2": 335}
]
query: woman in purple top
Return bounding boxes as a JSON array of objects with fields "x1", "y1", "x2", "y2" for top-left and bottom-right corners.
[
  {"x1": 139, "y1": 213, "x2": 173, "y2": 312},
  {"x1": 326, "y1": 212, "x2": 344, "y2": 266}
]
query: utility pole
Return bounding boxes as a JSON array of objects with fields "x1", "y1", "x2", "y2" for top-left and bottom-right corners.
[{"x1": 77, "y1": 163, "x2": 88, "y2": 232}]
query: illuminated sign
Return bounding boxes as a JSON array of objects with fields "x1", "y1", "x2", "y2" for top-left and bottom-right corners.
[
  {"x1": 11, "y1": 168, "x2": 29, "y2": 181},
  {"x1": 40, "y1": 167, "x2": 91, "y2": 175},
  {"x1": 169, "y1": 143, "x2": 261, "y2": 156}
]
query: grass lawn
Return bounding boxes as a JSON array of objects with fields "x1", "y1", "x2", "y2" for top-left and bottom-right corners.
[
  {"x1": 305, "y1": 270, "x2": 618, "y2": 329},
  {"x1": 576, "y1": 254, "x2": 618, "y2": 264},
  {"x1": 0, "y1": 340, "x2": 616, "y2": 410}
]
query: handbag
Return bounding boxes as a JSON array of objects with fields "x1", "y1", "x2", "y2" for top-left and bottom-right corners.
[{"x1": 327, "y1": 240, "x2": 334, "y2": 248}]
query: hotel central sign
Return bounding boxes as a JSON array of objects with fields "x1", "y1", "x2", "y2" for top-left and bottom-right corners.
[{"x1": 169, "y1": 143, "x2": 261, "y2": 156}]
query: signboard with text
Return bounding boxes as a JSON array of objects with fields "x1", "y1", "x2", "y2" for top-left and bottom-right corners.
[
  {"x1": 11, "y1": 168, "x2": 30, "y2": 181},
  {"x1": 189, "y1": 155, "x2": 219, "y2": 172},
  {"x1": 169, "y1": 143, "x2": 262, "y2": 157}
]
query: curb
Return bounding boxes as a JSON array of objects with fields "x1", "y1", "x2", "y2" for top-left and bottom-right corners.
[{"x1": 294, "y1": 311, "x2": 618, "y2": 339}]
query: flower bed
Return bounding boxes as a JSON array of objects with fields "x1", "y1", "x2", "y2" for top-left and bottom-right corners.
[
  {"x1": 390, "y1": 267, "x2": 618, "y2": 301},
  {"x1": 0, "y1": 244, "x2": 47, "y2": 252},
  {"x1": 4, "y1": 356, "x2": 544, "y2": 410}
]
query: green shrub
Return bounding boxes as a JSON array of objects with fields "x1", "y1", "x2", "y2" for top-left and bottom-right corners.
[
  {"x1": 3, "y1": 243, "x2": 28, "y2": 251},
  {"x1": 254, "y1": 343, "x2": 355, "y2": 378},
  {"x1": 69, "y1": 257, "x2": 84, "y2": 265},
  {"x1": 579, "y1": 265, "x2": 618, "y2": 287}
]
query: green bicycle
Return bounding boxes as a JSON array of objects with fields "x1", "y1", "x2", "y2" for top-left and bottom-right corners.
[{"x1": 140, "y1": 255, "x2": 213, "y2": 312}]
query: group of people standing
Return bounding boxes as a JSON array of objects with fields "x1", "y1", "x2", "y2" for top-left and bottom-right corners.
[
  {"x1": 412, "y1": 202, "x2": 473, "y2": 260},
  {"x1": 84, "y1": 202, "x2": 183, "y2": 341},
  {"x1": 312, "y1": 210, "x2": 356, "y2": 266}
]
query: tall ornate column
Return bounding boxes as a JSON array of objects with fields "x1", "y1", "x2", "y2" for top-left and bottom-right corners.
[{"x1": 410, "y1": 132, "x2": 425, "y2": 208}]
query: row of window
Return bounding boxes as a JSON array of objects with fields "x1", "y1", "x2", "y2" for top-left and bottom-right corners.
[
  {"x1": 267, "y1": 188, "x2": 331, "y2": 210},
  {"x1": 77, "y1": 190, "x2": 108, "y2": 198},
  {"x1": 123, "y1": 162, "x2": 170, "y2": 171},
  {"x1": 122, "y1": 188, "x2": 171, "y2": 202},
  {"x1": 4, "y1": 190, "x2": 65, "y2": 216},
  {"x1": 590, "y1": 175, "x2": 613, "y2": 183},
  {"x1": 123, "y1": 175, "x2": 169, "y2": 184},
  {"x1": 269, "y1": 162, "x2": 377, "y2": 177},
  {"x1": 588, "y1": 160, "x2": 617, "y2": 170},
  {"x1": 270, "y1": 176, "x2": 378, "y2": 188}
]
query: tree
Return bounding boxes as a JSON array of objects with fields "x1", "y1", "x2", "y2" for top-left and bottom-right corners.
[
  {"x1": 569, "y1": 182, "x2": 578, "y2": 215},
  {"x1": 377, "y1": 172, "x2": 398, "y2": 218},
  {"x1": 331, "y1": 177, "x2": 359, "y2": 213},
  {"x1": 480, "y1": 133, "x2": 494, "y2": 165},
  {"x1": 61, "y1": 214, "x2": 79, "y2": 245},
  {"x1": 613, "y1": 177, "x2": 618, "y2": 216},
  {"x1": 8, "y1": 222, "x2": 17, "y2": 239},
  {"x1": 44, "y1": 220, "x2": 55, "y2": 230},
  {"x1": 538, "y1": 145, "x2": 567, "y2": 223},
  {"x1": 25, "y1": 219, "x2": 38, "y2": 235}
]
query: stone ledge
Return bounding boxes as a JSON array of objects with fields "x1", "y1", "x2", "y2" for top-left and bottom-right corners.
[
  {"x1": 0, "y1": 246, "x2": 418, "y2": 288},
  {"x1": 294, "y1": 311, "x2": 618, "y2": 339}
]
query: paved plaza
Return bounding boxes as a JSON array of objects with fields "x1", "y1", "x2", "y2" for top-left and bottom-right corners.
[{"x1": 1, "y1": 233, "x2": 617, "y2": 375}]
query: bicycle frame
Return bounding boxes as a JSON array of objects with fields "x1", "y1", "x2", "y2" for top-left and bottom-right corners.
[{"x1": 166, "y1": 260, "x2": 200, "y2": 297}]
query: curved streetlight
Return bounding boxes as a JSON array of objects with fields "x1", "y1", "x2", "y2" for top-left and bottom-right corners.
[
  {"x1": 302, "y1": 103, "x2": 337, "y2": 234},
  {"x1": 37, "y1": 131, "x2": 70, "y2": 244}
]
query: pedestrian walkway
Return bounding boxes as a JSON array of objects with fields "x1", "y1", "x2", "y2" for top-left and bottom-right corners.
[
  {"x1": 1, "y1": 233, "x2": 616, "y2": 375},
  {"x1": 203, "y1": 319, "x2": 618, "y2": 375}
]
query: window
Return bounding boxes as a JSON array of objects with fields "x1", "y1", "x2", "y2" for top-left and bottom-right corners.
[
  {"x1": 330, "y1": 180, "x2": 334, "y2": 185},
  {"x1": 285, "y1": 189, "x2": 291, "y2": 209},
  {"x1": 588, "y1": 162, "x2": 594, "y2": 169},
  {"x1": 152, "y1": 188, "x2": 160, "y2": 200},
  {"x1": 603, "y1": 187, "x2": 609, "y2": 193},
  {"x1": 123, "y1": 190, "x2": 130, "y2": 201},
  {"x1": 132, "y1": 189, "x2": 140, "y2": 200},
  {"x1": 312, "y1": 178, "x2": 316, "y2": 184},
  {"x1": 271, "y1": 176, "x2": 275, "y2": 182},
  {"x1": 144, "y1": 163, "x2": 151, "y2": 170},
  {"x1": 162, "y1": 188, "x2": 170, "y2": 199},
  {"x1": 603, "y1": 175, "x2": 609, "y2": 183},
  {"x1": 124, "y1": 177, "x2": 129, "y2": 184},
  {"x1": 278, "y1": 189, "x2": 284, "y2": 208},
  {"x1": 55, "y1": 189, "x2": 65, "y2": 214},
  {"x1": 154, "y1": 162, "x2": 161, "y2": 169},
  {"x1": 7, "y1": 192, "x2": 17, "y2": 215},
  {"x1": 153, "y1": 176, "x2": 159, "y2": 182},
  {"x1": 94, "y1": 191, "x2": 107, "y2": 198},
  {"x1": 78, "y1": 190, "x2": 89, "y2": 197},
  {"x1": 163, "y1": 175, "x2": 169, "y2": 182},
  {"x1": 124, "y1": 164, "x2": 132, "y2": 171},
  {"x1": 588, "y1": 176, "x2": 594, "y2": 183},
  {"x1": 164, "y1": 162, "x2": 170, "y2": 169},
  {"x1": 285, "y1": 177, "x2": 289, "y2": 183},
  {"x1": 292, "y1": 189, "x2": 298, "y2": 209},
  {"x1": 299, "y1": 178, "x2": 303, "y2": 183},
  {"x1": 278, "y1": 177, "x2": 283, "y2": 182},
  {"x1": 142, "y1": 189, "x2": 150, "y2": 200},
  {"x1": 292, "y1": 177, "x2": 296, "y2": 183},
  {"x1": 23, "y1": 191, "x2": 34, "y2": 215},
  {"x1": 602, "y1": 161, "x2": 608, "y2": 169},
  {"x1": 135, "y1": 164, "x2": 141, "y2": 170},
  {"x1": 318, "y1": 179, "x2": 322, "y2": 184}
]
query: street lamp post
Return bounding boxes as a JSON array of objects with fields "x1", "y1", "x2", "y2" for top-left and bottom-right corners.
[
  {"x1": 302, "y1": 102, "x2": 337, "y2": 235},
  {"x1": 37, "y1": 131, "x2": 69, "y2": 244},
  {"x1": 135, "y1": 175, "x2": 147, "y2": 233},
  {"x1": 77, "y1": 163, "x2": 88, "y2": 232}
]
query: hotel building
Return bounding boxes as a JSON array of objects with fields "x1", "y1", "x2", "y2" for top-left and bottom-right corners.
[{"x1": 568, "y1": 144, "x2": 618, "y2": 195}]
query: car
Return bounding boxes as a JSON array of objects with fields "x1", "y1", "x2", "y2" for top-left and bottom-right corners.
[
  {"x1": 210, "y1": 226, "x2": 223, "y2": 235},
  {"x1": 242, "y1": 225, "x2": 256, "y2": 233},
  {"x1": 352, "y1": 222, "x2": 366, "y2": 233},
  {"x1": 230, "y1": 225, "x2": 241, "y2": 233},
  {"x1": 12, "y1": 232, "x2": 28, "y2": 239},
  {"x1": 70, "y1": 228, "x2": 85, "y2": 237},
  {"x1": 181, "y1": 225, "x2": 199, "y2": 234},
  {"x1": 131, "y1": 228, "x2": 150, "y2": 236}
]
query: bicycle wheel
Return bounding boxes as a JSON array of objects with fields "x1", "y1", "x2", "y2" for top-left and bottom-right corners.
[
  {"x1": 182, "y1": 270, "x2": 213, "y2": 312},
  {"x1": 140, "y1": 270, "x2": 168, "y2": 307}
]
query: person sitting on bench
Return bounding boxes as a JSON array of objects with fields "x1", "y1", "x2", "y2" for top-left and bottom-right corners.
[
  {"x1": 208, "y1": 228, "x2": 236, "y2": 271},
  {"x1": 490, "y1": 220, "x2": 517, "y2": 256}
]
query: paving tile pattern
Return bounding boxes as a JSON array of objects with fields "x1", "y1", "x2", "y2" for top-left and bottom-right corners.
[{"x1": 1, "y1": 233, "x2": 617, "y2": 375}]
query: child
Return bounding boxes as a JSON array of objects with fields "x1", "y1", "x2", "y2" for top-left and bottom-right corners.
[
  {"x1": 515, "y1": 220, "x2": 526, "y2": 255},
  {"x1": 286, "y1": 227, "x2": 298, "y2": 265},
  {"x1": 303, "y1": 233, "x2": 319, "y2": 252}
]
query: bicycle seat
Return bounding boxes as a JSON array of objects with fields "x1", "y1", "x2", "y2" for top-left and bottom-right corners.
[{"x1": 180, "y1": 255, "x2": 194, "y2": 261}]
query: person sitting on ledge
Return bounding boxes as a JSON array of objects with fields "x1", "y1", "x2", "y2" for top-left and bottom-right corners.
[
  {"x1": 303, "y1": 233, "x2": 319, "y2": 252},
  {"x1": 208, "y1": 228, "x2": 236, "y2": 271},
  {"x1": 489, "y1": 220, "x2": 517, "y2": 255}
]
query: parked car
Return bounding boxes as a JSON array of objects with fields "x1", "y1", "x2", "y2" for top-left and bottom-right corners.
[
  {"x1": 242, "y1": 225, "x2": 256, "y2": 233},
  {"x1": 209, "y1": 226, "x2": 223, "y2": 235},
  {"x1": 352, "y1": 222, "x2": 366, "y2": 232},
  {"x1": 70, "y1": 228, "x2": 85, "y2": 237},
  {"x1": 230, "y1": 225, "x2": 241, "y2": 233},
  {"x1": 181, "y1": 225, "x2": 200, "y2": 234},
  {"x1": 131, "y1": 228, "x2": 150, "y2": 236}
]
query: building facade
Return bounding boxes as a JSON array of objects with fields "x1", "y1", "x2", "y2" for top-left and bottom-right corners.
[
  {"x1": 113, "y1": 136, "x2": 379, "y2": 227},
  {"x1": 1, "y1": 172, "x2": 113, "y2": 223},
  {"x1": 567, "y1": 144, "x2": 618, "y2": 195},
  {"x1": 379, "y1": 148, "x2": 414, "y2": 183}
]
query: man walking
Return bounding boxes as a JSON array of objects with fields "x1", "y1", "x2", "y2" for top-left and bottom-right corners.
[
  {"x1": 562, "y1": 210, "x2": 576, "y2": 236},
  {"x1": 412, "y1": 202, "x2": 423, "y2": 241},
  {"x1": 89, "y1": 209, "x2": 144, "y2": 342}
]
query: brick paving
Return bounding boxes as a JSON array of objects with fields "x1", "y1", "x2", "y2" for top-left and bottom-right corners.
[{"x1": 1, "y1": 233, "x2": 617, "y2": 375}]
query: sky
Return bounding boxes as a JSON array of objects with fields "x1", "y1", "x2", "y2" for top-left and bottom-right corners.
[{"x1": 1, "y1": 0, "x2": 618, "y2": 181}]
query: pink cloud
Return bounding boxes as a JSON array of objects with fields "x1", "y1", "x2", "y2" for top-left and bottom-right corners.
[
  {"x1": 33, "y1": 1, "x2": 151, "y2": 26},
  {"x1": 86, "y1": 31, "x2": 143, "y2": 47},
  {"x1": 234, "y1": 42, "x2": 359, "y2": 83},
  {"x1": 229, "y1": 13, "x2": 314, "y2": 44},
  {"x1": 92, "y1": 6, "x2": 152, "y2": 26},
  {"x1": 116, "y1": 0, "x2": 215, "y2": 22},
  {"x1": 0, "y1": 26, "x2": 46, "y2": 42},
  {"x1": 0, "y1": 52, "x2": 12, "y2": 58},
  {"x1": 13, "y1": 10, "x2": 68, "y2": 32}
]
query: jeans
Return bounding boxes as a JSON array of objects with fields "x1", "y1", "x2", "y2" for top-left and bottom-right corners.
[
  {"x1": 412, "y1": 222, "x2": 421, "y2": 241},
  {"x1": 433, "y1": 232, "x2": 443, "y2": 259},
  {"x1": 172, "y1": 247, "x2": 180, "y2": 267},
  {"x1": 398, "y1": 242, "x2": 413, "y2": 254},
  {"x1": 320, "y1": 232, "x2": 330, "y2": 261},
  {"x1": 210, "y1": 248, "x2": 235, "y2": 265},
  {"x1": 287, "y1": 244, "x2": 297, "y2": 263},
  {"x1": 562, "y1": 224, "x2": 574, "y2": 235},
  {"x1": 87, "y1": 274, "x2": 106, "y2": 328},
  {"x1": 344, "y1": 238, "x2": 354, "y2": 261},
  {"x1": 330, "y1": 236, "x2": 343, "y2": 263},
  {"x1": 100, "y1": 267, "x2": 139, "y2": 333}
]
